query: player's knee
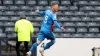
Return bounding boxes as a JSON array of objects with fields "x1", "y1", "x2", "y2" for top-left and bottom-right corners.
[
  {"x1": 51, "y1": 40, "x2": 56, "y2": 43},
  {"x1": 53, "y1": 40, "x2": 56, "y2": 43},
  {"x1": 37, "y1": 40, "x2": 43, "y2": 45}
]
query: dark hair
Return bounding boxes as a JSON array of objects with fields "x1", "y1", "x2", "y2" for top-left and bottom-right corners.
[{"x1": 51, "y1": 2, "x2": 58, "y2": 6}]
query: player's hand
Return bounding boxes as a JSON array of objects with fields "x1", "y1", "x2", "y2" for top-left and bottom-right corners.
[
  {"x1": 61, "y1": 27, "x2": 66, "y2": 32},
  {"x1": 34, "y1": 10, "x2": 39, "y2": 13}
]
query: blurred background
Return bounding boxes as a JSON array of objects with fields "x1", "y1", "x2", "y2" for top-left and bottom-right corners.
[{"x1": 0, "y1": 0, "x2": 100, "y2": 56}]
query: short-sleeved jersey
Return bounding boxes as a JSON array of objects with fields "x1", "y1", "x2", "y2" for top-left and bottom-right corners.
[
  {"x1": 14, "y1": 19, "x2": 34, "y2": 42},
  {"x1": 39, "y1": 10, "x2": 57, "y2": 32}
]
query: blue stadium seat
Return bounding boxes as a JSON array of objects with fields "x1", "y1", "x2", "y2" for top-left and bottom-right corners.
[
  {"x1": 76, "y1": 22, "x2": 87, "y2": 27},
  {"x1": 78, "y1": 1, "x2": 89, "y2": 6},
  {"x1": 80, "y1": 6, "x2": 94, "y2": 12},
  {"x1": 82, "y1": 17, "x2": 92, "y2": 22},
  {"x1": 87, "y1": 12, "x2": 99, "y2": 17},
  {"x1": 61, "y1": 0, "x2": 71, "y2": 6},
  {"x1": 28, "y1": 11, "x2": 38, "y2": 16},
  {"x1": 61, "y1": 33, "x2": 72, "y2": 38},
  {"x1": 94, "y1": 17, "x2": 100, "y2": 21},
  {"x1": 59, "y1": 6, "x2": 68, "y2": 11},
  {"x1": 89, "y1": 1, "x2": 100, "y2": 6},
  {"x1": 7, "y1": 33, "x2": 17, "y2": 40},
  {"x1": 34, "y1": 17, "x2": 43, "y2": 21},
  {"x1": 20, "y1": 6, "x2": 31, "y2": 11},
  {"x1": 0, "y1": 22, "x2": 4, "y2": 27},
  {"x1": 38, "y1": 0, "x2": 48, "y2": 6},
  {"x1": 35, "y1": 6, "x2": 44, "y2": 11},
  {"x1": 94, "y1": 6, "x2": 100, "y2": 12},
  {"x1": 64, "y1": 11, "x2": 74, "y2": 16},
  {"x1": 0, "y1": 6, "x2": 8, "y2": 11},
  {"x1": 84, "y1": 33, "x2": 96, "y2": 38},
  {"x1": 96, "y1": 34, "x2": 100, "y2": 38},
  {"x1": 64, "y1": 22, "x2": 75, "y2": 27},
  {"x1": 69, "y1": 6, "x2": 78, "y2": 11},
  {"x1": 26, "y1": 17, "x2": 34, "y2": 21},
  {"x1": 54, "y1": 28, "x2": 62, "y2": 33},
  {"x1": 0, "y1": 28, "x2": 3, "y2": 33},
  {"x1": 26, "y1": 0, "x2": 36, "y2": 5},
  {"x1": 77, "y1": 28, "x2": 87, "y2": 33},
  {"x1": 0, "y1": 0, "x2": 2, "y2": 5},
  {"x1": 16, "y1": 11, "x2": 27, "y2": 16},
  {"x1": 66, "y1": 27, "x2": 75, "y2": 33},
  {"x1": 72, "y1": 33, "x2": 84, "y2": 38},
  {"x1": 9, "y1": 6, "x2": 19, "y2": 11},
  {"x1": 0, "y1": 11, "x2": 3, "y2": 16},
  {"x1": 0, "y1": 33, "x2": 6, "y2": 38},
  {"x1": 4, "y1": 11, "x2": 15, "y2": 16},
  {"x1": 56, "y1": 11, "x2": 63, "y2": 16},
  {"x1": 10, "y1": 17, "x2": 20, "y2": 22},
  {"x1": 15, "y1": 0, "x2": 25, "y2": 5},
  {"x1": 45, "y1": 6, "x2": 51, "y2": 10},
  {"x1": 5, "y1": 27, "x2": 14, "y2": 32},
  {"x1": 32, "y1": 22, "x2": 40, "y2": 27},
  {"x1": 3, "y1": 0, "x2": 13, "y2": 5},
  {"x1": 87, "y1": 22, "x2": 99, "y2": 27},
  {"x1": 75, "y1": 11, "x2": 87, "y2": 17},
  {"x1": 89, "y1": 28, "x2": 99, "y2": 33},
  {"x1": 4, "y1": 22, "x2": 14, "y2": 27},
  {"x1": 0, "y1": 17, "x2": 9, "y2": 22},
  {"x1": 58, "y1": 17, "x2": 70, "y2": 22},
  {"x1": 70, "y1": 17, "x2": 81, "y2": 22}
]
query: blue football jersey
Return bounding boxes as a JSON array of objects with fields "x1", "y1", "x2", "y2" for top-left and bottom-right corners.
[{"x1": 37, "y1": 9, "x2": 60, "y2": 32}]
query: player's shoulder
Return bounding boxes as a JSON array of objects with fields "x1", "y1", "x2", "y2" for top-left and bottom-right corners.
[
  {"x1": 45, "y1": 10, "x2": 52, "y2": 13},
  {"x1": 15, "y1": 19, "x2": 21, "y2": 25}
]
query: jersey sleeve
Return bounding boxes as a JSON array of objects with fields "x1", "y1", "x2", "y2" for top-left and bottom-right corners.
[
  {"x1": 37, "y1": 11, "x2": 45, "y2": 15},
  {"x1": 51, "y1": 14, "x2": 57, "y2": 21},
  {"x1": 51, "y1": 14, "x2": 62, "y2": 29},
  {"x1": 54, "y1": 21, "x2": 61, "y2": 29}
]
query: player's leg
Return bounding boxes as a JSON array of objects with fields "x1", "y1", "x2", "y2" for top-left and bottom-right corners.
[
  {"x1": 24, "y1": 41, "x2": 29, "y2": 56},
  {"x1": 39, "y1": 32, "x2": 55, "y2": 56},
  {"x1": 30, "y1": 40, "x2": 43, "y2": 51},
  {"x1": 26, "y1": 40, "x2": 43, "y2": 56},
  {"x1": 44, "y1": 32, "x2": 55, "y2": 50},
  {"x1": 39, "y1": 40, "x2": 55, "y2": 56},
  {"x1": 27, "y1": 32, "x2": 45, "y2": 56},
  {"x1": 44, "y1": 40, "x2": 55, "y2": 50},
  {"x1": 16, "y1": 41, "x2": 22, "y2": 56}
]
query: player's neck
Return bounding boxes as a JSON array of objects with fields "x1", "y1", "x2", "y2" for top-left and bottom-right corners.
[{"x1": 52, "y1": 9, "x2": 56, "y2": 14}]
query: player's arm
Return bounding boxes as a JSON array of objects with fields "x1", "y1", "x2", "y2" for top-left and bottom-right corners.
[
  {"x1": 52, "y1": 14, "x2": 66, "y2": 31},
  {"x1": 54, "y1": 21, "x2": 61, "y2": 29},
  {"x1": 54, "y1": 21, "x2": 65, "y2": 31},
  {"x1": 52, "y1": 14, "x2": 61, "y2": 28},
  {"x1": 34, "y1": 10, "x2": 45, "y2": 15}
]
